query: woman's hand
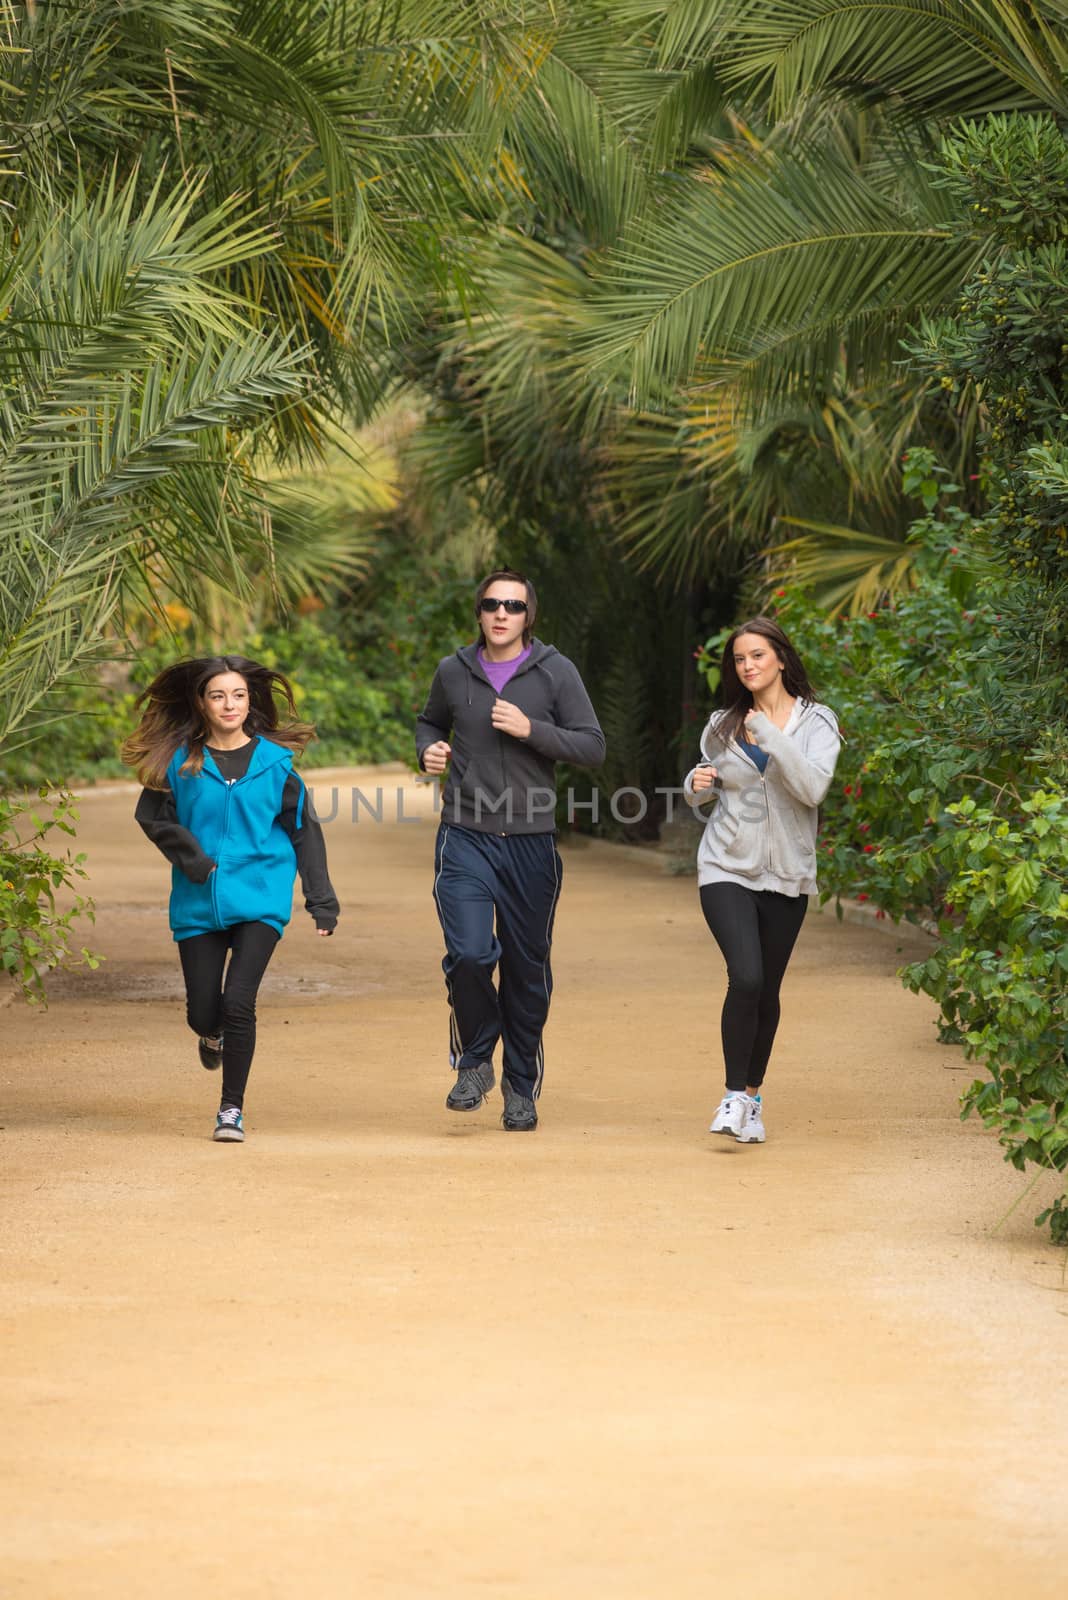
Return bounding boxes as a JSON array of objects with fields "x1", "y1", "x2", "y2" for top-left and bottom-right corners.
[
  {"x1": 691, "y1": 764, "x2": 719, "y2": 792},
  {"x1": 422, "y1": 740, "x2": 452, "y2": 774},
  {"x1": 491, "y1": 699, "x2": 531, "y2": 739},
  {"x1": 317, "y1": 928, "x2": 333, "y2": 938},
  {"x1": 743, "y1": 709, "x2": 763, "y2": 743}
]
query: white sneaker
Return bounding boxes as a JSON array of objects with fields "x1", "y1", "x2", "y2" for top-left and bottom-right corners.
[
  {"x1": 736, "y1": 1096, "x2": 766, "y2": 1144},
  {"x1": 709, "y1": 1093, "x2": 747, "y2": 1137}
]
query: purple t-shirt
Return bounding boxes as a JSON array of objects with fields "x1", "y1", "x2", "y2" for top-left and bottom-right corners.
[{"x1": 478, "y1": 645, "x2": 531, "y2": 695}]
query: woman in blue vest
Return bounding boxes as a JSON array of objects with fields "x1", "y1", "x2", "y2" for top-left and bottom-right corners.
[{"x1": 123, "y1": 656, "x2": 338, "y2": 1143}]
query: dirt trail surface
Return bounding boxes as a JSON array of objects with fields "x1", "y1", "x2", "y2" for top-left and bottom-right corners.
[{"x1": 3, "y1": 766, "x2": 1066, "y2": 1599}]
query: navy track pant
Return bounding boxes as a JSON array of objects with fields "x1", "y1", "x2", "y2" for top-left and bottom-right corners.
[{"x1": 432, "y1": 824, "x2": 563, "y2": 1100}]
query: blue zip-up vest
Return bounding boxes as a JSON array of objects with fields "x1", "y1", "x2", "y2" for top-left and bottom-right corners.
[{"x1": 165, "y1": 737, "x2": 304, "y2": 941}]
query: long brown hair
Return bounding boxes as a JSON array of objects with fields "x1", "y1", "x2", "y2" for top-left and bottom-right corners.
[
  {"x1": 710, "y1": 617, "x2": 816, "y2": 749},
  {"x1": 474, "y1": 568, "x2": 538, "y2": 646},
  {"x1": 121, "y1": 656, "x2": 315, "y2": 789}
]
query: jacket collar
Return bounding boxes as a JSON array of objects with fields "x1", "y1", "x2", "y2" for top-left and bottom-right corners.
[
  {"x1": 185, "y1": 735, "x2": 292, "y2": 784},
  {"x1": 701, "y1": 699, "x2": 819, "y2": 765},
  {"x1": 456, "y1": 637, "x2": 557, "y2": 689}
]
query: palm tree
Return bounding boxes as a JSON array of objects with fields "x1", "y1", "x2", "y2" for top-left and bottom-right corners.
[
  {"x1": 0, "y1": 0, "x2": 578, "y2": 753},
  {"x1": 573, "y1": 1, "x2": 1068, "y2": 596}
]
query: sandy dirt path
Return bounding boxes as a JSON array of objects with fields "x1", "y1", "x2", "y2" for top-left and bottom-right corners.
[{"x1": 2, "y1": 766, "x2": 1066, "y2": 1599}]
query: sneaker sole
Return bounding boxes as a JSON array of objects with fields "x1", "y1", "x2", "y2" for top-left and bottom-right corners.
[
  {"x1": 501, "y1": 1118, "x2": 537, "y2": 1132},
  {"x1": 213, "y1": 1129, "x2": 244, "y2": 1143},
  {"x1": 446, "y1": 1070, "x2": 495, "y2": 1112},
  {"x1": 710, "y1": 1124, "x2": 743, "y2": 1137}
]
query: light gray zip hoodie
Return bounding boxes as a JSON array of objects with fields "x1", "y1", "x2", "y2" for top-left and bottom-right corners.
[{"x1": 683, "y1": 700, "x2": 841, "y2": 894}]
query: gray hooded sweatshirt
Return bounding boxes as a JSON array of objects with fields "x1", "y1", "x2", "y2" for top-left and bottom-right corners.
[
  {"x1": 683, "y1": 700, "x2": 841, "y2": 895},
  {"x1": 416, "y1": 639, "x2": 605, "y2": 833}
]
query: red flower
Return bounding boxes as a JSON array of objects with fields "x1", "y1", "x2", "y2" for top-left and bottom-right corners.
[
  {"x1": 857, "y1": 892, "x2": 869, "y2": 902},
  {"x1": 949, "y1": 546, "x2": 959, "y2": 554},
  {"x1": 867, "y1": 611, "x2": 878, "y2": 620},
  {"x1": 859, "y1": 822, "x2": 870, "y2": 832},
  {"x1": 775, "y1": 588, "x2": 786, "y2": 598},
  {"x1": 875, "y1": 909, "x2": 887, "y2": 920},
  {"x1": 844, "y1": 784, "x2": 853, "y2": 796},
  {"x1": 863, "y1": 844, "x2": 874, "y2": 853}
]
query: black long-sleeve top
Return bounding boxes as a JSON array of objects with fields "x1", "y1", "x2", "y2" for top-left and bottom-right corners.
[{"x1": 135, "y1": 741, "x2": 339, "y2": 932}]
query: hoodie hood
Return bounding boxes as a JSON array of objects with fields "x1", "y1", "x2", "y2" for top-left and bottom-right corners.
[
  {"x1": 699, "y1": 699, "x2": 837, "y2": 766},
  {"x1": 455, "y1": 638, "x2": 559, "y2": 703}
]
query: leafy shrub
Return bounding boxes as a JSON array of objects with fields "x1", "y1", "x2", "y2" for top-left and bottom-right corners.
[{"x1": 0, "y1": 791, "x2": 99, "y2": 1004}]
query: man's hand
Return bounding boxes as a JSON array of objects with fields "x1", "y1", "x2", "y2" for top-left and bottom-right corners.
[
  {"x1": 691, "y1": 764, "x2": 719, "y2": 792},
  {"x1": 491, "y1": 699, "x2": 531, "y2": 740},
  {"x1": 422, "y1": 740, "x2": 452, "y2": 774}
]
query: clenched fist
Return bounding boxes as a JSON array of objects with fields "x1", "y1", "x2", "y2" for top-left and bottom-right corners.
[
  {"x1": 422, "y1": 740, "x2": 452, "y2": 775},
  {"x1": 691, "y1": 764, "x2": 719, "y2": 792},
  {"x1": 490, "y1": 699, "x2": 531, "y2": 739}
]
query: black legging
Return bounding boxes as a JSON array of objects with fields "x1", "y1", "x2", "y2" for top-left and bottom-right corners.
[
  {"x1": 178, "y1": 921, "x2": 280, "y2": 1110},
  {"x1": 699, "y1": 883, "x2": 808, "y2": 1092}
]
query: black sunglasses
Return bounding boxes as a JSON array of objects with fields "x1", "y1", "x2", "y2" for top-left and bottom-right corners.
[{"x1": 478, "y1": 598, "x2": 528, "y2": 615}]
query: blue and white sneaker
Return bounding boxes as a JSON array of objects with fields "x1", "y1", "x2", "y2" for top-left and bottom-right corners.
[
  {"x1": 709, "y1": 1092, "x2": 748, "y2": 1137},
  {"x1": 213, "y1": 1106, "x2": 244, "y2": 1143},
  {"x1": 736, "y1": 1095, "x2": 766, "y2": 1144}
]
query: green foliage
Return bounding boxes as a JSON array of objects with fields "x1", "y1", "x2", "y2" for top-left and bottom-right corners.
[
  {"x1": 243, "y1": 529, "x2": 475, "y2": 767},
  {"x1": 936, "y1": 113, "x2": 1068, "y2": 248},
  {"x1": 0, "y1": 0, "x2": 581, "y2": 757},
  {"x1": 0, "y1": 792, "x2": 100, "y2": 1006},
  {"x1": 904, "y1": 791, "x2": 1068, "y2": 1189},
  {"x1": 0, "y1": 530, "x2": 477, "y2": 787}
]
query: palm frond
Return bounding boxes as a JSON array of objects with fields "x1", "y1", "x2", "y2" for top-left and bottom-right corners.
[
  {"x1": 581, "y1": 132, "x2": 975, "y2": 404},
  {"x1": 768, "y1": 518, "x2": 920, "y2": 613}
]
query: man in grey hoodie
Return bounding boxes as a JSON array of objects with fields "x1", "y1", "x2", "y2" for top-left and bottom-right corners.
[{"x1": 416, "y1": 569, "x2": 605, "y2": 1130}]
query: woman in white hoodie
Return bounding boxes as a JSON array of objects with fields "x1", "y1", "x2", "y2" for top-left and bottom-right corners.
[{"x1": 684, "y1": 617, "x2": 841, "y2": 1144}]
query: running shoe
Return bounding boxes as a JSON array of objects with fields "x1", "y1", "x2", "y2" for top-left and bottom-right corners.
[
  {"x1": 198, "y1": 1033, "x2": 223, "y2": 1071},
  {"x1": 446, "y1": 1061, "x2": 495, "y2": 1112},
  {"x1": 501, "y1": 1078, "x2": 538, "y2": 1132},
  {"x1": 709, "y1": 1093, "x2": 747, "y2": 1137},
  {"x1": 213, "y1": 1106, "x2": 244, "y2": 1143},
  {"x1": 736, "y1": 1096, "x2": 766, "y2": 1144}
]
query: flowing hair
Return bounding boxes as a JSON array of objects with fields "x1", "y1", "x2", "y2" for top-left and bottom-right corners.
[
  {"x1": 121, "y1": 655, "x2": 315, "y2": 789},
  {"x1": 709, "y1": 617, "x2": 817, "y2": 750}
]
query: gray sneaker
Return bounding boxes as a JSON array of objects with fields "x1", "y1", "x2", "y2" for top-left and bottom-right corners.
[
  {"x1": 501, "y1": 1078, "x2": 538, "y2": 1132},
  {"x1": 446, "y1": 1060, "x2": 495, "y2": 1112}
]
